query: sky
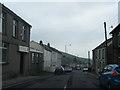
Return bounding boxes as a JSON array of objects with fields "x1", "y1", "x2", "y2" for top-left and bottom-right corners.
[{"x1": 1, "y1": 0, "x2": 119, "y2": 58}]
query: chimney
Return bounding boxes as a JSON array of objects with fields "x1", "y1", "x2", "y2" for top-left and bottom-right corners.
[
  {"x1": 39, "y1": 40, "x2": 43, "y2": 45},
  {"x1": 47, "y1": 43, "x2": 50, "y2": 47}
]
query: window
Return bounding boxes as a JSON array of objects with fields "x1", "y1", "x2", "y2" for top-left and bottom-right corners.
[
  {"x1": 2, "y1": 12, "x2": 6, "y2": 34},
  {"x1": 22, "y1": 26, "x2": 26, "y2": 41},
  {"x1": 39, "y1": 54, "x2": 43, "y2": 62},
  {"x1": 32, "y1": 53, "x2": 35, "y2": 63},
  {"x1": 102, "y1": 49, "x2": 105, "y2": 59},
  {"x1": 118, "y1": 32, "x2": 120, "y2": 47},
  {"x1": 13, "y1": 19, "x2": 18, "y2": 38},
  {"x1": 0, "y1": 42, "x2": 8, "y2": 64},
  {"x1": 99, "y1": 50, "x2": 101, "y2": 59},
  {"x1": 95, "y1": 50, "x2": 97, "y2": 59},
  {"x1": 0, "y1": 13, "x2": 2, "y2": 32},
  {"x1": 36, "y1": 53, "x2": 39, "y2": 63}
]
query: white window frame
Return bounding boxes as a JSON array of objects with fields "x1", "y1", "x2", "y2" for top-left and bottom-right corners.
[
  {"x1": 0, "y1": 42, "x2": 8, "y2": 64},
  {"x1": 1, "y1": 12, "x2": 6, "y2": 34},
  {"x1": 36, "y1": 53, "x2": 39, "y2": 64},
  {"x1": 22, "y1": 26, "x2": 26, "y2": 41},
  {"x1": 13, "y1": 19, "x2": 18, "y2": 38},
  {"x1": 32, "y1": 53, "x2": 35, "y2": 64}
]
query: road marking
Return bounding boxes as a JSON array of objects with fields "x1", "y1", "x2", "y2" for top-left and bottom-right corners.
[{"x1": 64, "y1": 84, "x2": 66, "y2": 90}]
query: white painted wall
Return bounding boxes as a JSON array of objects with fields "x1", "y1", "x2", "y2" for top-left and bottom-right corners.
[
  {"x1": 50, "y1": 51, "x2": 62, "y2": 72},
  {"x1": 45, "y1": 50, "x2": 62, "y2": 72},
  {"x1": 51, "y1": 51, "x2": 57, "y2": 72},
  {"x1": 43, "y1": 49, "x2": 52, "y2": 72},
  {"x1": 57, "y1": 53, "x2": 62, "y2": 67}
]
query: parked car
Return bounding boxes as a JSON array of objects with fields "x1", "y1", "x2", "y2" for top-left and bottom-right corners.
[
  {"x1": 76, "y1": 67, "x2": 81, "y2": 70},
  {"x1": 99, "y1": 64, "x2": 120, "y2": 89},
  {"x1": 64, "y1": 67, "x2": 72, "y2": 72},
  {"x1": 83, "y1": 67, "x2": 88, "y2": 72},
  {"x1": 54, "y1": 66, "x2": 65, "y2": 75}
]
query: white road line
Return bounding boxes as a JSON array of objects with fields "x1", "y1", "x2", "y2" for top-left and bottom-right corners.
[{"x1": 64, "y1": 84, "x2": 66, "y2": 90}]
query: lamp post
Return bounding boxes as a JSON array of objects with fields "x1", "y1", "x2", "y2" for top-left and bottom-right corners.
[
  {"x1": 88, "y1": 51, "x2": 90, "y2": 68},
  {"x1": 65, "y1": 44, "x2": 71, "y2": 53}
]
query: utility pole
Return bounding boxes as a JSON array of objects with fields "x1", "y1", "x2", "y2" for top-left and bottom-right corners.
[
  {"x1": 65, "y1": 44, "x2": 71, "y2": 53},
  {"x1": 104, "y1": 22, "x2": 108, "y2": 65},
  {"x1": 65, "y1": 45, "x2": 67, "y2": 53},
  {"x1": 88, "y1": 51, "x2": 90, "y2": 68}
]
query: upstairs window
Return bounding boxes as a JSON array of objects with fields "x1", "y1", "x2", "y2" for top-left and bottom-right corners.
[
  {"x1": 95, "y1": 50, "x2": 97, "y2": 59},
  {"x1": 102, "y1": 49, "x2": 105, "y2": 59},
  {"x1": 99, "y1": 49, "x2": 101, "y2": 59},
  {"x1": 2, "y1": 12, "x2": 6, "y2": 34},
  {"x1": 0, "y1": 13, "x2": 2, "y2": 32},
  {"x1": 12, "y1": 19, "x2": 18, "y2": 38},
  {"x1": 22, "y1": 26, "x2": 26, "y2": 41},
  {"x1": 118, "y1": 32, "x2": 120, "y2": 47}
]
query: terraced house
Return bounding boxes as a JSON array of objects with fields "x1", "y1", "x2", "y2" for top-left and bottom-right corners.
[
  {"x1": 92, "y1": 38, "x2": 113, "y2": 74},
  {"x1": 110, "y1": 24, "x2": 120, "y2": 64},
  {"x1": 29, "y1": 40, "x2": 44, "y2": 74},
  {"x1": 0, "y1": 3, "x2": 32, "y2": 80}
]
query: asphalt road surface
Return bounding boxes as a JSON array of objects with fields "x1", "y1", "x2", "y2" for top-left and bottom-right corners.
[
  {"x1": 10, "y1": 70, "x2": 103, "y2": 89},
  {"x1": 71, "y1": 70, "x2": 100, "y2": 88}
]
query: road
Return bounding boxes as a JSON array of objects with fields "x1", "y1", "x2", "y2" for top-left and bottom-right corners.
[
  {"x1": 25, "y1": 73, "x2": 70, "y2": 88},
  {"x1": 71, "y1": 70, "x2": 100, "y2": 88},
  {"x1": 9, "y1": 70, "x2": 103, "y2": 89}
]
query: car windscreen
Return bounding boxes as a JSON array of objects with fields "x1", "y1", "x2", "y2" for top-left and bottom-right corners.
[
  {"x1": 115, "y1": 67, "x2": 120, "y2": 73},
  {"x1": 65, "y1": 67, "x2": 71, "y2": 69},
  {"x1": 56, "y1": 67, "x2": 61, "y2": 69}
]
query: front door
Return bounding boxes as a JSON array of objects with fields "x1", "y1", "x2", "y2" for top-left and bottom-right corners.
[{"x1": 20, "y1": 53, "x2": 24, "y2": 75}]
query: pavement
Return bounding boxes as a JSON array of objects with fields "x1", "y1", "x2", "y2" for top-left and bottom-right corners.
[
  {"x1": 87, "y1": 72, "x2": 99, "y2": 79},
  {"x1": 2, "y1": 73, "x2": 54, "y2": 89}
]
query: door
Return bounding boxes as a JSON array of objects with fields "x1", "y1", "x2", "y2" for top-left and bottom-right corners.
[{"x1": 20, "y1": 53, "x2": 24, "y2": 75}]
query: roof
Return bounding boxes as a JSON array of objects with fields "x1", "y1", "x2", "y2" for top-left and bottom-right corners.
[
  {"x1": 110, "y1": 24, "x2": 120, "y2": 34},
  {"x1": 49, "y1": 47, "x2": 62, "y2": 54},
  {"x1": 30, "y1": 40, "x2": 52, "y2": 52},
  {"x1": 93, "y1": 38, "x2": 112, "y2": 50},
  {"x1": 31, "y1": 40, "x2": 62, "y2": 53},
  {"x1": 43, "y1": 45, "x2": 52, "y2": 52},
  {"x1": 2, "y1": 3, "x2": 32, "y2": 27}
]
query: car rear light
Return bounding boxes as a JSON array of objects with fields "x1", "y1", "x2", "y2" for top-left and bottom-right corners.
[{"x1": 112, "y1": 71, "x2": 118, "y2": 77}]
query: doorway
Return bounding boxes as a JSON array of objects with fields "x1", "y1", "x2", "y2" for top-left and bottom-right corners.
[{"x1": 20, "y1": 53, "x2": 24, "y2": 75}]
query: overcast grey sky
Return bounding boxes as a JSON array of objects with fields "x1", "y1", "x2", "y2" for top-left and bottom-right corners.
[{"x1": 2, "y1": 0, "x2": 119, "y2": 58}]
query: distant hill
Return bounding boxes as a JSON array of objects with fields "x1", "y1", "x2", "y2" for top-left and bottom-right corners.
[{"x1": 61, "y1": 52, "x2": 89, "y2": 64}]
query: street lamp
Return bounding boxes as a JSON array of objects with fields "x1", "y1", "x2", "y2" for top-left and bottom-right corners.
[{"x1": 65, "y1": 44, "x2": 71, "y2": 53}]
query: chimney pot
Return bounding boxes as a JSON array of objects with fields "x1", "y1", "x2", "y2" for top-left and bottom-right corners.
[
  {"x1": 48, "y1": 43, "x2": 50, "y2": 47},
  {"x1": 40, "y1": 40, "x2": 43, "y2": 44}
]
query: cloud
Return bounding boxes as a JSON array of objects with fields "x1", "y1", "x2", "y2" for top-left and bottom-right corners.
[{"x1": 4, "y1": 2, "x2": 118, "y2": 58}]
